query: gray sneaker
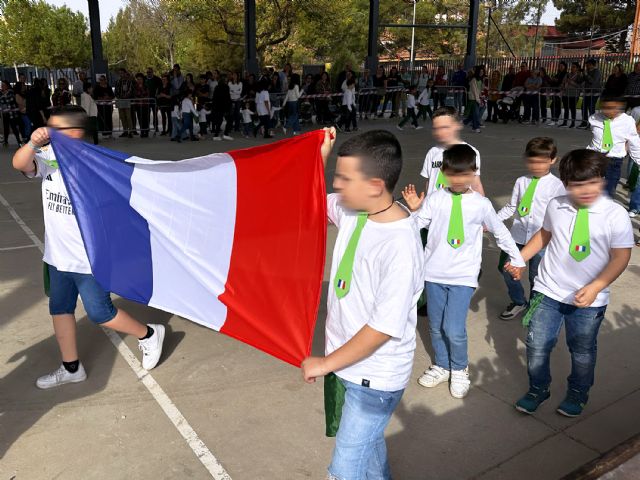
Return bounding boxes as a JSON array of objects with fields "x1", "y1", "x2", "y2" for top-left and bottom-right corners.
[
  {"x1": 500, "y1": 302, "x2": 528, "y2": 320},
  {"x1": 36, "y1": 363, "x2": 87, "y2": 389}
]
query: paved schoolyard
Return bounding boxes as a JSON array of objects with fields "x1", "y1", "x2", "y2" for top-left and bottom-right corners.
[{"x1": 1, "y1": 119, "x2": 639, "y2": 480}]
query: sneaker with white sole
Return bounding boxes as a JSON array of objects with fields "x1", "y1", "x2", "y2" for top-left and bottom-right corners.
[
  {"x1": 450, "y1": 368, "x2": 470, "y2": 398},
  {"x1": 222, "y1": 135, "x2": 234, "y2": 141},
  {"x1": 414, "y1": 125, "x2": 423, "y2": 130},
  {"x1": 212, "y1": 136, "x2": 222, "y2": 141},
  {"x1": 499, "y1": 302, "x2": 528, "y2": 320},
  {"x1": 417, "y1": 365, "x2": 450, "y2": 388},
  {"x1": 138, "y1": 324, "x2": 165, "y2": 370},
  {"x1": 36, "y1": 363, "x2": 87, "y2": 389},
  {"x1": 546, "y1": 120, "x2": 556, "y2": 126},
  {"x1": 629, "y1": 209, "x2": 638, "y2": 218}
]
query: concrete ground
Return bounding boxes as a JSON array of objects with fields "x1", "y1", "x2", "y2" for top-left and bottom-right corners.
[{"x1": 1, "y1": 119, "x2": 639, "y2": 480}]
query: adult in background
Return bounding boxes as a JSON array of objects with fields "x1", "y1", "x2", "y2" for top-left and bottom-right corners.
[
  {"x1": 336, "y1": 63, "x2": 354, "y2": 93},
  {"x1": 625, "y1": 62, "x2": 640, "y2": 109},
  {"x1": 578, "y1": 58, "x2": 602, "y2": 129},
  {"x1": 487, "y1": 70, "x2": 502, "y2": 123},
  {"x1": 560, "y1": 62, "x2": 583, "y2": 128},
  {"x1": 156, "y1": 74, "x2": 172, "y2": 136},
  {"x1": 133, "y1": 73, "x2": 151, "y2": 138},
  {"x1": 115, "y1": 68, "x2": 135, "y2": 138},
  {"x1": 93, "y1": 75, "x2": 114, "y2": 138},
  {"x1": 433, "y1": 65, "x2": 448, "y2": 110},
  {"x1": 72, "y1": 71, "x2": 88, "y2": 105},
  {"x1": 52, "y1": 78, "x2": 72, "y2": 108},
  {"x1": 381, "y1": 66, "x2": 400, "y2": 118},
  {"x1": 358, "y1": 68, "x2": 373, "y2": 120},
  {"x1": 451, "y1": 63, "x2": 467, "y2": 114},
  {"x1": 228, "y1": 71, "x2": 243, "y2": 132},
  {"x1": 522, "y1": 68, "x2": 542, "y2": 124},
  {"x1": 0, "y1": 80, "x2": 23, "y2": 146},
  {"x1": 511, "y1": 63, "x2": 530, "y2": 120},
  {"x1": 539, "y1": 66, "x2": 552, "y2": 122},
  {"x1": 547, "y1": 61, "x2": 567, "y2": 126},
  {"x1": 145, "y1": 68, "x2": 162, "y2": 133},
  {"x1": 26, "y1": 78, "x2": 47, "y2": 130},
  {"x1": 170, "y1": 64, "x2": 184, "y2": 97},
  {"x1": 211, "y1": 74, "x2": 233, "y2": 141},
  {"x1": 603, "y1": 63, "x2": 627, "y2": 97}
]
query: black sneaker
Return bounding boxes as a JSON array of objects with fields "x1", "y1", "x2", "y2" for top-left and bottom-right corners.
[{"x1": 500, "y1": 302, "x2": 528, "y2": 320}]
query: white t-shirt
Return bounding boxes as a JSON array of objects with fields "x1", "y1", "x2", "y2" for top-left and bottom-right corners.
[
  {"x1": 587, "y1": 112, "x2": 640, "y2": 163},
  {"x1": 198, "y1": 108, "x2": 210, "y2": 123},
  {"x1": 28, "y1": 146, "x2": 92, "y2": 273},
  {"x1": 228, "y1": 81, "x2": 242, "y2": 101},
  {"x1": 420, "y1": 143, "x2": 481, "y2": 196},
  {"x1": 256, "y1": 90, "x2": 270, "y2": 116},
  {"x1": 417, "y1": 88, "x2": 431, "y2": 105},
  {"x1": 241, "y1": 108, "x2": 254, "y2": 123},
  {"x1": 171, "y1": 105, "x2": 181, "y2": 119},
  {"x1": 325, "y1": 194, "x2": 425, "y2": 392},
  {"x1": 533, "y1": 195, "x2": 634, "y2": 307},
  {"x1": 497, "y1": 173, "x2": 565, "y2": 244},
  {"x1": 342, "y1": 88, "x2": 356, "y2": 109},
  {"x1": 406, "y1": 93, "x2": 417, "y2": 110},
  {"x1": 413, "y1": 188, "x2": 525, "y2": 288},
  {"x1": 207, "y1": 79, "x2": 218, "y2": 99},
  {"x1": 181, "y1": 98, "x2": 198, "y2": 117}
]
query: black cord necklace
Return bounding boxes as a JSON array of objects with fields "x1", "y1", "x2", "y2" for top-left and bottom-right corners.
[{"x1": 368, "y1": 200, "x2": 396, "y2": 217}]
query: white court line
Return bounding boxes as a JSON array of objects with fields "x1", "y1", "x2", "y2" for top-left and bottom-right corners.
[
  {"x1": 0, "y1": 244, "x2": 39, "y2": 251},
  {"x1": 0, "y1": 189, "x2": 231, "y2": 480},
  {"x1": 0, "y1": 180, "x2": 32, "y2": 185}
]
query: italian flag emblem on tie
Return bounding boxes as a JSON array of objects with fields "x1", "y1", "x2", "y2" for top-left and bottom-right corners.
[{"x1": 435, "y1": 170, "x2": 448, "y2": 190}]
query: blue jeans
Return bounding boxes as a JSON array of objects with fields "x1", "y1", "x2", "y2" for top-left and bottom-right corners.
[
  {"x1": 285, "y1": 101, "x2": 300, "y2": 133},
  {"x1": 48, "y1": 264, "x2": 117, "y2": 324},
  {"x1": 328, "y1": 379, "x2": 404, "y2": 480},
  {"x1": 630, "y1": 178, "x2": 640, "y2": 211},
  {"x1": 425, "y1": 282, "x2": 474, "y2": 371},
  {"x1": 526, "y1": 294, "x2": 606, "y2": 396},
  {"x1": 178, "y1": 114, "x2": 194, "y2": 139},
  {"x1": 464, "y1": 101, "x2": 481, "y2": 130},
  {"x1": 502, "y1": 244, "x2": 544, "y2": 306},
  {"x1": 605, "y1": 156, "x2": 624, "y2": 198}
]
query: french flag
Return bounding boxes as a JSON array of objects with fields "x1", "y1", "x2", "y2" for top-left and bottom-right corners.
[
  {"x1": 575, "y1": 245, "x2": 587, "y2": 252},
  {"x1": 49, "y1": 130, "x2": 327, "y2": 366}
]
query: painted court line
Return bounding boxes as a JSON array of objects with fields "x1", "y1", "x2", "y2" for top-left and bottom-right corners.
[
  {"x1": 0, "y1": 244, "x2": 40, "y2": 251},
  {"x1": 0, "y1": 189, "x2": 231, "y2": 479}
]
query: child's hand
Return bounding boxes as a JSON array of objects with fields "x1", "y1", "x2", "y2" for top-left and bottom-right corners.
[
  {"x1": 401, "y1": 184, "x2": 425, "y2": 211},
  {"x1": 320, "y1": 127, "x2": 336, "y2": 166},
  {"x1": 301, "y1": 356, "x2": 328, "y2": 384},
  {"x1": 30, "y1": 127, "x2": 50, "y2": 148},
  {"x1": 574, "y1": 284, "x2": 600, "y2": 307},
  {"x1": 504, "y1": 262, "x2": 524, "y2": 281}
]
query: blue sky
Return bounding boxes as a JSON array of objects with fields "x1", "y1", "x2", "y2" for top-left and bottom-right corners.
[{"x1": 45, "y1": 0, "x2": 561, "y2": 31}]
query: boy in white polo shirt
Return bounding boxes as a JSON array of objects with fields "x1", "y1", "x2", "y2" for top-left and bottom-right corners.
[
  {"x1": 404, "y1": 144, "x2": 525, "y2": 398},
  {"x1": 419, "y1": 107, "x2": 485, "y2": 200},
  {"x1": 497, "y1": 137, "x2": 565, "y2": 320},
  {"x1": 302, "y1": 129, "x2": 424, "y2": 479},
  {"x1": 506, "y1": 149, "x2": 633, "y2": 417},
  {"x1": 586, "y1": 95, "x2": 640, "y2": 198}
]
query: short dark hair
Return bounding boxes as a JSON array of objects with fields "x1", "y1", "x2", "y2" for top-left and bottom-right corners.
[
  {"x1": 50, "y1": 105, "x2": 88, "y2": 129},
  {"x1": 599, "y1": 94, "x2": 627, "y2": 107},
  {"x1": 346, "y1": 77, "x2": 355, "y2": 86},
  {"x1": 558, "y1": 149, "x2": 608, "y2": 184},
  {"x1": 432, "y1": 106, "x2": 460, "y2": 122},
  {"x1": 442, "y1": 144, "x2": 477, "y2": 173},
  {"x1": 337, "y1": 130, "x2": 403, "y2": 192},
  {"x1": 525, "y1": 137, "x2": 557, "y2": 159}
]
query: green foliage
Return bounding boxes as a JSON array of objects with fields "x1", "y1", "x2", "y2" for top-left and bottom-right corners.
[{"x1": 0, "y1": 0, "x2": 90, "y2": 69}]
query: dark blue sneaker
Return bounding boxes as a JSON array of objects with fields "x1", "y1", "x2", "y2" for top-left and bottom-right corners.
[
  {"x1": 515, "y1": 386, "x2": 550, "y2": 414},
  {"x1": 557, "y1": 389, "x2": 588, "y2": 417}
]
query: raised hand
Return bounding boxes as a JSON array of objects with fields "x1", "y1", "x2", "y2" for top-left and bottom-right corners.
[{"x1": 401, "y1": 184, "x2": 425, "y2": 211}]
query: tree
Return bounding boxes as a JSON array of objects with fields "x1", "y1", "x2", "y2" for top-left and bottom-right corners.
[
  {"x1": 553, "y1": 0, "x2": 636, "y2": 52},
  {"x1": 0, "y1": 0, "x2": 90, "y2": 70}
]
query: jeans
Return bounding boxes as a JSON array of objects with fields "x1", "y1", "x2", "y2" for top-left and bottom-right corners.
[
  {"x1": 328, "y1": 379, "x2": 404, "y2": 480},
  {"x1": 178, "y1": 114, "x2": 194, "y2": 139},
  {"x1": 486, "y1": 100, "x2": 498, "y2": 122},
  {"x1": 48, "y1": 264, "x2": 117, "y2": 324},
  {"x1": 581, "y1": 95, "x2": 599, "y2": 123},
  {"x1": 285, "y1": 100, "x2": 300, "y2": 132},
  {"x1": 425, "y1": 282, "x2": 474, "y2": 371},
  {"x1": 523, "y1": 93, "x2": 540, "y2": 122},
  {"x1": 526, "y1": 294, "x2": 606, "y2": 396},
  {"x1": 604, "y1": 157, "x2": 624, "y2": 198},
  {"x1": 502, "y1": 244, "x2": 544, "y2": 306},
  {"x1": 398, "y1": 108, "x2": 418, "y2": 127},
  {"x1": 629, "y1": 178, "x2": 640, "y2": 211},
  {"x1": 453, "y1": 90, "x2": 465, "y2": 114},
  {"x1": 464, "y1": 101, "x2": 481, "y2": 130},
  {"x1": 562, "y1": 96, "x2": 577, "y2": 123},
  {"x1": 418, "y1": 104, "x2": 433, "y2": 120}
]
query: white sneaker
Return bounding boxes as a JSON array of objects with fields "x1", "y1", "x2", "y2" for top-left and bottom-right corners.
[
  {"x1": 222, "y1": 135, "x2": 234, "y2": 141},
  {"x1": 628, "y1": 209, "x2": 638, "y2": 218},
  {"x1": 138, "y1": 324, "x2": 165, "y2": 370},
  {"x1": 450, "y1": 368, "x2": 470, "y2": 398},
  {"x1": 414, "y1": 125, "x2": 424, "y2": 130},
  {"x1": 418, "y1": 365, "x2": 450, "y2": 388},
  {"x1": 546, "y1": 120, "x2": 556, "y2": 126},
  {"x1": 36, "y1": 363, "x2": 87, "y2": 389},
  {"x1": 396, "y1": 125, "x2": 404, "y2": 130},
  {"x1": 282, "y1": 126, "x2": 287, "y2": 135},
  {"x1": 212, "y1": 136, "x2": 222, "y2": 141}
]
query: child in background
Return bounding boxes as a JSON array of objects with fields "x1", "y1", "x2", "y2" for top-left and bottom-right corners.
[
  {"x1": 496, "y1": 137, "x2": 565, "y2": 320},
  {"x1": 337, "y1": 77, "x2": 357, "y2": 132},
  {"x1": 198, "y1": 103, "x2": 210, "y2": 138},
  {"x1": 397, "y1": 85, "x2": 422, "y2": 130},
  {"x1": 240, "y1": 101, "x2": 255, "y2": 138},
  {"x1": 417, "y1": 80, "x2": 434, "y2": 121}
]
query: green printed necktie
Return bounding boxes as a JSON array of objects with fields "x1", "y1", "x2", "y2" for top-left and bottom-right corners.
[
  {"x1": 447, "y1": 193, "x2": 464, "y2": 248},
  {"x1": 518, "y1": 177, "x2": 539, "y2": 217},
  {"x1": 601, "y1": 119, "x2": 613, "y2": 153},
  {"x1": 434, "y1": 169, "x2": 448, "y2": 190},
  {"x1": 569, "y1": 207, "x2": 590, "y2": 262},
  {"x1": 334, "y1": 213, "x2": 367, "y2": 298}
]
